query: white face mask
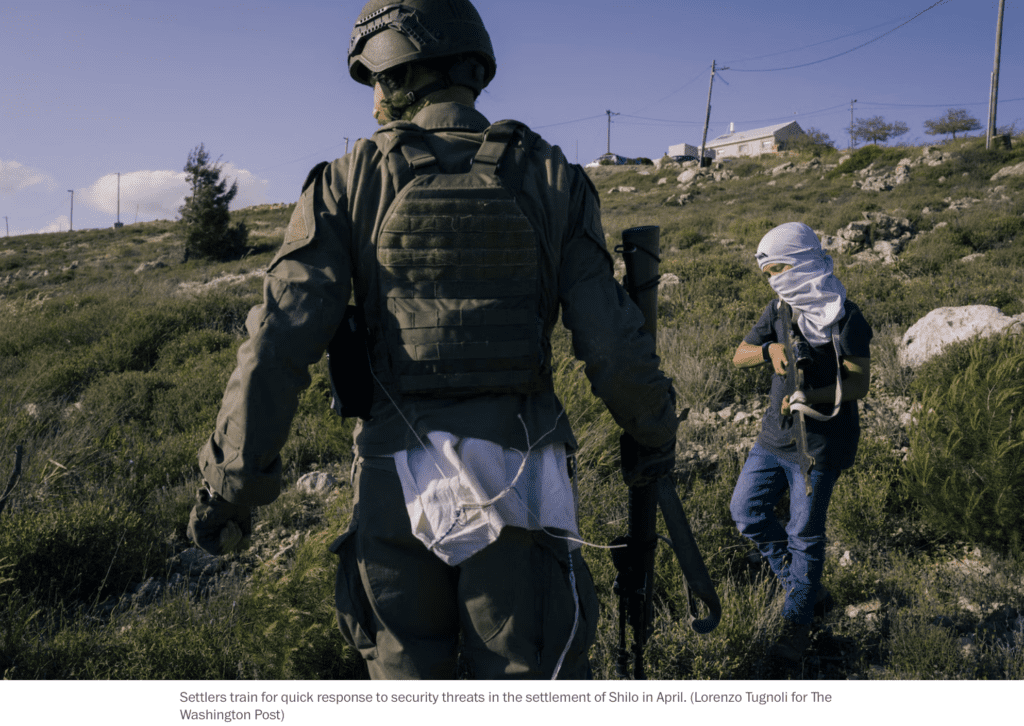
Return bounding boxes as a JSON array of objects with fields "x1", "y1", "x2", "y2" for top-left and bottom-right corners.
[{"x1": 756, "y1": 222, "x2": 846, "y2": 346}]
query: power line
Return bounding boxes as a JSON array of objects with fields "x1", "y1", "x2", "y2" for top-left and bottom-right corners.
[
  {"x1": 728, "y1": 0, "x2": 953, "y2": 72},
  {"x1": 252, "y1": 141, "x2": 350, "y2": 173},
  {"x1": 629, "y1": 66, "x2": 711, "y2": 114},
  {"x1": 724, "y1": 16, "x2": 917, "y2": 65},
  {"x1": 617, "y1": 113, "x2": 702, "y2": 126},
  {"x1": 532, "y1": 113, "x2": 606, "y2": 130}
]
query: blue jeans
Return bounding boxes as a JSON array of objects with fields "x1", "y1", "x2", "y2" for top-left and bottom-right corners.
[{"x1": 730, "y1": 444, "x2": 840, "y2": 625}]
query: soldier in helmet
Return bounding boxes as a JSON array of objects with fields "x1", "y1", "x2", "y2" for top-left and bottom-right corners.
[{"x1": 188, "y1": 0, "x2": 678, "y2": 679}]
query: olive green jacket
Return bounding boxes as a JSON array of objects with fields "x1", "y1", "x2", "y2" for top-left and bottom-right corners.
[{"x1": 199, "y1": 102, "x2": 677, "y2": 508}]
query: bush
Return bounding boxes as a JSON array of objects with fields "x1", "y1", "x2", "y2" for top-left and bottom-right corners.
[
  {"x1": 788, "y1": 127, "x2": 837, "y2": 156},
  {"x1": 904, "y1": 334, "x2": 1024, "y2": 554},
  {"x1": 0, "y1": 500, "x2": 161, "y2": 606},
  {"x1": 830, "y1": 145, "x2": 907, "y2": 177}
]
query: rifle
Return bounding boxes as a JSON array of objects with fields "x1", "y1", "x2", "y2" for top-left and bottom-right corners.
[
  {"x1": 611, "y1": 225, "x2": 721, "y2": 680},
  {"x1": 779, "y1": 301, "x2": 815, "y2": 496}
]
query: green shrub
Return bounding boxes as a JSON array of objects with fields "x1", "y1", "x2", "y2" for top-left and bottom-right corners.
[
  {"x1": 885, "y1": 611, "x2": 976, "y2": 679},
  {"x1": 0, "y1": 500, "x2": 162, "y2": 606},
  {"x1": 829, "y1": 438, "x2": 909, "y2": 546},
  {"x1": 830, "y1": 145, "x2": 907, "y2": 177},
  {"x1": 904, "y1": 334, "x2": 1024, "y2": 554}
]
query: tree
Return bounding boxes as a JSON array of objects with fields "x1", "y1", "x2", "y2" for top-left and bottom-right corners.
[
  {"x1": 848, "y1": 116, "x2": 910, "y2": 146},
  {"x1": 179, "y1": 143, "x2": 247, "y2": 261},
  {"x1": 923, "y1": 108, "x2": 982, "y2": 140},
  {"x1": 787, "y1": 127, "x2": 836, "y2": 155}
]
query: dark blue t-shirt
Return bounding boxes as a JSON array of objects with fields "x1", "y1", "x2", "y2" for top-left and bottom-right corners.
[{"x1": 743, "y1": 299, "x2": 873, "y2": 471}]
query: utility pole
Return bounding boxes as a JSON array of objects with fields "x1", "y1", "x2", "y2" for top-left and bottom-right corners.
[
  {"x1": 698, "y1": 61, "x2": 726, "y2": 167},
  {"x1": 115, "y1": 172, "x2": 123, "y2": 228},
  {"x1": 602, "y1": 109, "x2": 618, "y2": 155},
  {"x1": 68, "y1": 190, "x2": 74, "y2": 232},
  {"x1": 4, "y1": 216, "x2": 8, "y2": 237},
  {"x1": 986, "y1": 0, "x2": 1006, "y2": 149},
  {"x1": 849, "y1": 99, "x2": 858, "y2": 149}
]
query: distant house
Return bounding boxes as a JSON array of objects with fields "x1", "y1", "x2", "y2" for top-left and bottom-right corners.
[
  {"x1": 706, "y1": 121, "x2": 804, "y2": 159},
  {"x1": 666, "y1": 142, "x2": 715, "y2": 161}
]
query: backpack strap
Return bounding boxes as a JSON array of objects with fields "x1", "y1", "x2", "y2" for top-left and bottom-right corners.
[
  {"x1": 372, "y1": 122, "x2": 439, "y2": 194},
  {"x1": 473, "y1": 120, "x2": 534, "y2": 195}
]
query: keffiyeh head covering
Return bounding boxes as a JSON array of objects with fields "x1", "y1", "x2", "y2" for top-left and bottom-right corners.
[{"x1": 756, "y1": 222, "x2": 846, "y2": 346}]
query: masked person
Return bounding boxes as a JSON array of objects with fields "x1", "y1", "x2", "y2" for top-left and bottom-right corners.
[
  {"x1": 187, "y1": 0, "x2": 678, "y2": 680},
  {"x1": 730, "y1": 222, "x2": 872, "y2": 662}
]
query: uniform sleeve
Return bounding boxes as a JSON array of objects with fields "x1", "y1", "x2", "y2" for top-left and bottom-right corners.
[
  {"x1": 743, "y1": 302, "x2": 777, "y2": 346},
  {"x1": 198, "y1": 161, "x2": 353, "y2": 508},
  {"x1": 837, "y1": 305, "x2": 872, "y2": 359},
  {"x1": 557, "y1": 167, "x2": 678, "y2": 449}
]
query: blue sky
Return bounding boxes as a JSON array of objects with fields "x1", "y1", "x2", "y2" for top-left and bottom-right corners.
[{"x1": 2, "y1": 0, "x2": 1020, "y2": 235}]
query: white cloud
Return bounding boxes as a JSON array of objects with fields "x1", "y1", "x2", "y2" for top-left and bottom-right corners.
[
  {"x1": 0, "y1": 159, "x2": 56, "y2": 194},
  {"x1": 221, "y1": 163, "x2": 270, "y2": 209},
  {"x1": 34, "y1": 215, "x2": 71, "y2": 234},
  {"x1": 79, "y1": 164, "x2": 269, "y2": 220}
]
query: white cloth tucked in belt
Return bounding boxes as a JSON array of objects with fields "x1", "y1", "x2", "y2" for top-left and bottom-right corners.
[{"x1": 393, "y1": 431, "x2": 579, "y2": 566}]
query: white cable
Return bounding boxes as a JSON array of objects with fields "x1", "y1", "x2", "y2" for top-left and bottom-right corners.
[
  {"x1": 790, "y1": 326, "x2": 843, "y2": 421},
  {"x1": 550, "y1": 544, "x2": 580, "y2": 680}
]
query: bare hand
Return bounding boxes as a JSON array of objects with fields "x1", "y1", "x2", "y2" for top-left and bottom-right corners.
[{"x1": 767, "y1": 343, "x2": 789, "y2": 376}]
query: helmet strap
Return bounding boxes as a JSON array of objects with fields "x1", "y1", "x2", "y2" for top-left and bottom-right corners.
[{"x1": 373, "y1": 61, "x2": 479, "y2": 124}]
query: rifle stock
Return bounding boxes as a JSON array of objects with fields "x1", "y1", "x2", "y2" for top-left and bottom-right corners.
[{"x1": 612, "y1": 226, "x2": 721, "y2": 680}]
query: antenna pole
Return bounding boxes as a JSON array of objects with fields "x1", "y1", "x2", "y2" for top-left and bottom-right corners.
[
  {"x1": 986, "y1": 0, "x2": 1006, "y2": 149},
  {"x1": 698, "y1": 62, "x2": 726, "y2": 166},
  {"x1": 849, "y1": 99, "x2": 858, "y2": 149}
]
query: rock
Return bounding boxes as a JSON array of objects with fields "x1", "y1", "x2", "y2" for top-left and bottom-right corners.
[
  {"x1": 946, "y1": 197, "x2": 980, "y2": 211},
  {"x1": 839, "y1": 550, "x2": 855, "y2": 567},
  {"x1": 658, "y1": 272, "x2": 680, "y2": 291},
  {"x1": 608, "y1": 186, "x2": 637, "y2": 194},
  {"x1": 991, "y1": 160, "x2": 1024, "y2": 181},
  {"x1": 898, "y1": 305, "x2": 1024, "y2": 368},
  {"x1": 845, "y1": 599, "x2": 880, "y2": 618},
  {"x1": 770, "y1": 162, "x2": 794, "y2": 176},
  {"x1": 676, "y1": 169, "x2": 700, "y2": 185},
  {"x1": 171, "y1": 547, "x2": 224, "y2": 577},
  {"x1": 821, "y1": 212, "x2": 914, "y2": 260},
  {"x1": 296, "y1": 471, "x2": 336, "y2": 494},
  {"x1": 134, "y1": 260, "x2": 166, "y2": 274}
]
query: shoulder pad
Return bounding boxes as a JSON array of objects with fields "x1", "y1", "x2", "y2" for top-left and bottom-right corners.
[{"x1": 301, "y1": 161, "x2": 329, "y2": 193}]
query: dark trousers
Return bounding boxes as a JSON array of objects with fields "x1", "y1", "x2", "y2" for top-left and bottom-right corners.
[{"x1": 331, "y1": 454, "x2": 599, "y2": 679}]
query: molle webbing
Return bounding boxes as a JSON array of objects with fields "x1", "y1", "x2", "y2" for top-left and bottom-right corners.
[{"x1": 374, "y1": 122, "x2": 547, "y2": 397}]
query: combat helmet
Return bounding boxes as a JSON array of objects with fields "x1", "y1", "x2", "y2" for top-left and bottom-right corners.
[{"x1": 348, "y1": 0, "x2": 496, "y2": 97}]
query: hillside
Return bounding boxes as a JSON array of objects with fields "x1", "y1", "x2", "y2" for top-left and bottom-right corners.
[{"x1": 1, "y1": 135, "x2": 1023, "y2": 680}]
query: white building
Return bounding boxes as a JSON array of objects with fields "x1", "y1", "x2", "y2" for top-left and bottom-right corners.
[
  {"x1": 706, "y1": 121, "x2": 804, "y2": 159},
  {"x1": 666, "y1": 142, "x2": 715, "y2": 160}
]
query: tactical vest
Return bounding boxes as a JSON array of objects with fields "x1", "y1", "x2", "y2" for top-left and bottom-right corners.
[{"x1": 370, "y1": 121, "x2": 550, "y2": 398}]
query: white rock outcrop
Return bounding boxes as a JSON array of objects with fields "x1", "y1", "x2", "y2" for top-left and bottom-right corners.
[
  {"x1": 295, "y1": 471, "x2": 337, "y2": 494},
  {"x1": 898, "y1": 305, "x2": 1024, "y2": 368},
  {"x1": 991, "y1": 160, "x2": 1024, "y2": 181}
]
